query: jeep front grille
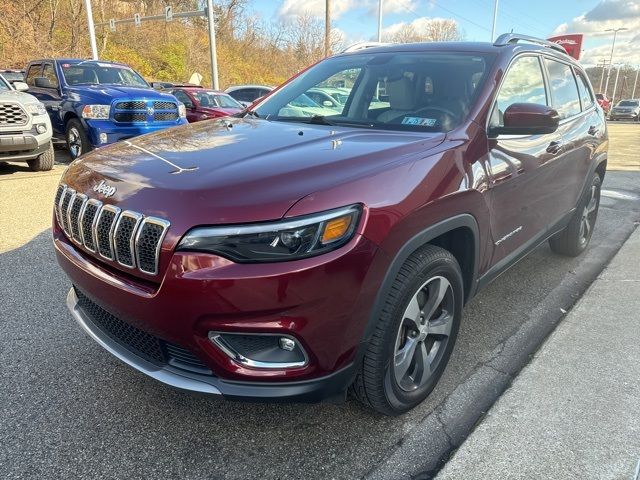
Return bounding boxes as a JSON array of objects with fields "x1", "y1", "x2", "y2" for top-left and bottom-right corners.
[
  {"x1": 55, "y1": 183, "x2": 170, "y2": 276},
  {"x1": 0, "y1": 103, "x2": 28, "y2": 126}
]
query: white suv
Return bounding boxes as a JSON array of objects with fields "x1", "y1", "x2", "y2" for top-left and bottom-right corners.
[{"x1": 0, "y1": 74, "x2": 54, "y2": 171}]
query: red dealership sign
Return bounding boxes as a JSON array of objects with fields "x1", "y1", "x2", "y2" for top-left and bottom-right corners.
[{"x1": 547, "y1": 34, "x2": 584, "y2": 60}]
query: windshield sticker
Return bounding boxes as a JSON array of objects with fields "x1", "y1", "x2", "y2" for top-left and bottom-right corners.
[{"x1": 401, "y1": 117, "x2": 438, "y2": 127}]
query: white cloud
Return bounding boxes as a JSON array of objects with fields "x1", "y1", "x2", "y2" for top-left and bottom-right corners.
[
  {"x1": 552, "y1": 0, "x2": 640, "y2": 37},
  {"x1": 580, "y1": 38, "x2": 640, "y2": 67},
  {"x1": 278, "y1": 0, "x2": 358, "y2": 20},
  {"x1": 277, "y1": 0, "x2": 419, "y2": 20}
]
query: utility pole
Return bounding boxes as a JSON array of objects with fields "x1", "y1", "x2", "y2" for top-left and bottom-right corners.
[
  {"x1": 604, "y1": 27, "x2": 627, "y2": 97},
  {"x1": 598, "y1": 58, "x2": 609, "y2": 92},
  {"x1": 84, "y1": 0, "x2": 99, "y2": 59},
  {"x1": 611, "y1": 64, "x2": 622, "y2": 106},
  {"x1": 491, "y1": 0, "x2": 499, "y2": 41},
  {"x1": 632, "y1": 66, "x2": 640, "y2": 99},
  {"x1": 206, "y1": 0, "x2": 219, "y2": 89},
  {"x1": 377, "y1": 0, "x2": 383, "y2": 42},
  {"x1": 325, "y1": 0, "x2": 331, "y2": 57}
]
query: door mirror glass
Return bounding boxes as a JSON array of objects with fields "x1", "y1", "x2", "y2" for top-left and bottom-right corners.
[
  {"x1": 490, "y1": 103, "x2": 559, "y2": 136},
  {"x1": 13, "y1": 81, "x2": 29, "y2": 92},
  {"x1": 34, "y1": 77, "x2": 55, "y2": 89}
]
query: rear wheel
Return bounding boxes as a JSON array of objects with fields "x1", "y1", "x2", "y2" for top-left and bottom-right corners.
[
  {"x1": 66, "y1": 119, "x2": 92, "y2": 160},
  {"x1": 549, "y1": 173, "x2": 602, "y2": 257},
  {"x1": 351, "y1": 245, "x2": 463, "y2": 415},
  {"x1": 27, "y1": 142, "x2": 54, "y2": 171}
]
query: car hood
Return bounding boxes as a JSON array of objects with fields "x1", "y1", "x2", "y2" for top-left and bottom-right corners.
[
  {"x1": 0, "y1": 89, "x2": 40, "y2": 104},
  {"x1": 65, "y1": 85, "x2": 177, "y2": 103},
  {"x1": 61, "y1": 117, "x2": 445, "y2": 230}
]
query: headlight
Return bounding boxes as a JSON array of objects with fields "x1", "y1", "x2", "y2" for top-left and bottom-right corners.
[
  {"x1": 26, "y1": 103, "x2": 47, "y2": 116},
  {"x1": 177, "y1": 205, "x2": 362, "y2": 262},
  {"x1": 81, "y1": 104, "x2": 110, "y2": 119},
  {"x1": 178, "y1": 103, "x2": 187, "y2": 118}
]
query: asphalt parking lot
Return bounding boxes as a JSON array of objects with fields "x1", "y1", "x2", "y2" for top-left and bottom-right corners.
[{"x1": 1, "y1": 124, "x2": 639, "y2": 480}]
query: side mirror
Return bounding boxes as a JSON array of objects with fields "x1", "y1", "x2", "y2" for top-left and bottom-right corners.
[
  {"x1": 490, "y1": 103, "x2": 560, "y2": 136},
  {"x1": 13, "y1": 81, "x2": 29, "y2": 92},
  {"x1": 322, "y1": 100, "x2": 333, "y2": 107},
  {"x1": 34, "y1": 77, "x2": 55, "y2": 89}
]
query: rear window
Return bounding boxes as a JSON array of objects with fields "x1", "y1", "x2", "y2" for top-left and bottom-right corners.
[{"x1": 618, "y1": 100, "x2": 639, "y2": 107}]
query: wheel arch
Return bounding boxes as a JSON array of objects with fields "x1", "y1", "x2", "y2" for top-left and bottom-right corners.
[
  {"x1": 63, "y1": 111, "x2": 79, "y2": 128},
  {"x1": 359, "y1": 214, "x2": 479, "y2": 350}
]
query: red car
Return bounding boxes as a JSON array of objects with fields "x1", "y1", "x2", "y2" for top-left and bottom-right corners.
[
  {"x1": 54, "y1": 34, "x2": 607, "y2": 414},
  {"x1": 168, "y1": 86, "x2": 244, "y2": 122},
  {"x1": 596, "y1": 93, "x2": 611, "y2": 114}
]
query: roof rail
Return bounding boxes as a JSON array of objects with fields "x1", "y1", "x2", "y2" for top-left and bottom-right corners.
[
  {"x1": 340, "y1": 41, "x2": 389, "y2": 53},
  {"x1": 494, "y1": 33, "x2": 567, "y2": 55}
]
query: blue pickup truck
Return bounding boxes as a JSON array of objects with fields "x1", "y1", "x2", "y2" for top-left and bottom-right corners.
[{"x1": 24, "y1": 59, "x2": 187, "y2": 159}]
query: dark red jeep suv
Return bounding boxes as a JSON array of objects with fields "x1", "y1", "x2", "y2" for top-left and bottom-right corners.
[{"x1": 53, "y1": 34, "x2": 607, "y2": 414}]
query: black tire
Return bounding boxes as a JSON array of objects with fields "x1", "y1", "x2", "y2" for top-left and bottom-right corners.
[
  {"x1": 65, "y1": 119, "x2": 92, "y2": 160},
  {"x1": 549, "y1": 173, "x2": 602, "y2": 257},
  {"x1": 27, "y1": 142, "x2": 54, "y2": 171},
  {"x1": 351, "y1": 245, "x2": 463, "y2": 415}
]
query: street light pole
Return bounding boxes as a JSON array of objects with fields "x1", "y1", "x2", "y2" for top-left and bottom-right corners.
[
  {"x1": 611, "y1": 64, "x2": 622, "y2": 106},
  {"x1": 603, "y1": 27, "x2": 628, "y2": 97},
  {"x1": 598, "y1": 58, "x2": 608, "y2": 92},
  {"x1": 491, "y1": 0, "x2": 499, "y2": 41},
  {"x1": 84, "y1": 0, "x2": 99, "y2": 59},
  {"x1": 377, "y1": 0, "x2": 383, "y2": 42},
  {"x1": 632, "y1": 66, "x2": 640, "y2": 99},
  {"x1": 206, "y1": 0, "x2": 219, "y2": 89},
  {"x1": 325, "y1": 0, "x2": 331, "y2": 57}
]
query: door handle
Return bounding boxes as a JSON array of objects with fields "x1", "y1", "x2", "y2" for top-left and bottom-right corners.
[
  {"x1": 546, "y1": 141, "x2": 563, "y2": 155},
  {"x1": 588, "y1": 125, "x2": 599, "y2": 136}
]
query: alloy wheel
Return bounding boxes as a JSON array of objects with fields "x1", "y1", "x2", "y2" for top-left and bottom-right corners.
[
  {"x1": 579, "y1": 184, "x2": 599, "y2": 246},
  {"x1": 68, "y1": 127, "x2": 82, "y2": 158},
  {"x1": 393, "y1": 275, "x2": 454, "y2": 392}
]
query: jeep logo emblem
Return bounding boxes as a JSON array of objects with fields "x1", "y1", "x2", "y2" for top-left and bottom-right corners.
[{"x1": 93, "y1": 180, "x2": 117, "y2": 197}]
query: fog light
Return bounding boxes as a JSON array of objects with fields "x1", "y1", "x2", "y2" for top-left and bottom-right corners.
[
  {"x1": 99, "y1": 133, "x2": 108, "y2": 144},
  {"x1": 279, "y1": 337, "x2": 296, "y2": 351},
  {"x1": 35, "y1": 124, "x2": 47, "y2": 134}
]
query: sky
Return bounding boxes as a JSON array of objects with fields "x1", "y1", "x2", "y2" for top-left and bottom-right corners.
[{"x1": 247, "y1": 0, "x2": 640, "y2": 67}]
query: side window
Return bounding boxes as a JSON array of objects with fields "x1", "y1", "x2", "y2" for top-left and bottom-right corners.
[
  {"x1": 25, "y1": 64, "x2": 42, "y2": 86},
  {"x1": 173, "y1": 90, "x2": 192, "y2": 107},
  {"x1": 233, "y1": 89, "x2": 254, "y2": 102},
  {"x1": 491, "y1": 56, "x2": 547, "y2": 127},
  {"x1": 575, "y1": 70, "x2": 594, "y2": 111},
  {"x1": 42, "y1": 63, "x2": 58, "y2": 88},
  {"x1": 544, "y1": 59, "x2": 581, "y2": 119}
]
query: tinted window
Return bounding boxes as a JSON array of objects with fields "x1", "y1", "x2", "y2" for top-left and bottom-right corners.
[
  {"x1": 618, "y1": 100, "x2": 639, "y2": 107},
  {"x1": 25, "y1": 64, "x2": 42, "y2": 86},
  {"x1": 172, "y1": 90, "x2": 192, "y2": 106},
  {"x1": 544, "y1": 59, "x2": 580, "y2": 119},
  {"x1": 42, "y1": 63, "x2": 58, "y2": 88},
  {"x1": 230, "y1": 89, "x2": 258, "y2": 102},
  {"x1": 492, "y1": 56, "x2": 546, "y2": 127},
  {"x1": 0, "y1": 76, "x2": 10, "y2": 91}
]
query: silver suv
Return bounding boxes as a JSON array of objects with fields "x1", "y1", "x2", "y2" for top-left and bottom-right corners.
[{"x1": 0, "y1": 74, "x2": 54, "y2": 171}]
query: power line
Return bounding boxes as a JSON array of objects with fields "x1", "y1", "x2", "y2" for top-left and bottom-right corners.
[{"x1": 396, "y1": 0, "x2": 492, "y2": 34}]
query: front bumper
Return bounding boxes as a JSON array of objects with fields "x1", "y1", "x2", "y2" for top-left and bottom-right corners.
[
  {"x1": 0, "y1": 126, "x2": 52, "y2": 161},
  {"x1": 609, "y1": 112, "x2": 638, "y2": 120},
  {"x1": 83, "y1": 118, "x2": 188, "y2": 148},
  {"x1": 67, "y1": 287, "x2": 354, "y2": 401},
  {"x1": 55, "y1": 221, "x2": 383, "y2": 399}
]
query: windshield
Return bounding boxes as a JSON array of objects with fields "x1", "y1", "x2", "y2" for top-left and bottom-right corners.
[
  {"x1": 2, "y1": 72, "x2": 23, "y2": 82},
  {"x1": 0, "y1": 75, "x2": 10, "y2": 91},
  {"x1": 253, "y1": 51, "x2": 493, "y2": 132},
  {"x1": 62, "y1": 63, "x2": 148, "y2": 87},
  {"x1": 618, "y1": 100, "x2": 639, "y2": 107},
  {"x1": 192, "y1": 91, "x2": 242, "y2": 109}
]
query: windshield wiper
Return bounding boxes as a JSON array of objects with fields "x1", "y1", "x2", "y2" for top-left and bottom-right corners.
[
  {"x1": 308, "y1": 115, "x2": 337, "y2": 125},
  {"x1": 240, "y1": 109, "x2": 260, "y2": 118}
]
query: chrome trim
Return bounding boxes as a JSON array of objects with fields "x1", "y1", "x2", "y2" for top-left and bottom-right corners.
[
  {"x1": 66, "y1": 288, "x2": 221, "y2": 394},
  {"x1": 80, "y1": 199, "x2": 102, "y2": 253},
  {"x1": 135, "y1": 217, "x2": 170, "y2": 275},
  {"x1": 208, "y1": 332, "x2": 308, "y2": 370},
  {"x1": 113, "y1": 210, "x2": 143, "y2": 269},
  {"x1": 70, "y1": 193, "x2": 88, "y2": 244},
  {"x1": 61, "y1": 188, "x2": 76, "y2": 236},
  {"x1": 94, "y1": 204, "x2": 121, "y2": 261},
  {"x1": 179, "y1": 205, "x2": 359, "y2": 246},
  {"x1": 54, "y1": 184, "x2": 67, "y2": 226}
]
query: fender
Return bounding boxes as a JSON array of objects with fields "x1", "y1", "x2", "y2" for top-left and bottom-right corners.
[{"x1": 357, "y1": 214, "x2": 480, "y2": 356}]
